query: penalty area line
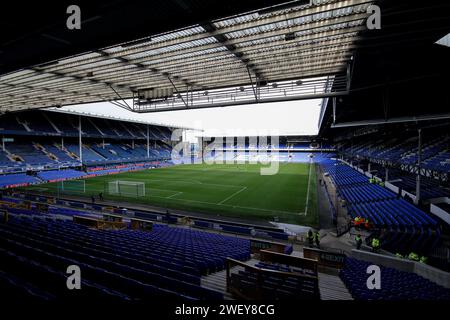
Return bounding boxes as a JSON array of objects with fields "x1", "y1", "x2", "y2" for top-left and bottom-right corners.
[{"x1": 217, "y1": 186, "x2": 248, "y2": 205}]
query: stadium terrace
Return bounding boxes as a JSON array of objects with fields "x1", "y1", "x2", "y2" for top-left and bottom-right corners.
[{"x1": 0, "y1": 0, "x2": 449, "y2": 312}]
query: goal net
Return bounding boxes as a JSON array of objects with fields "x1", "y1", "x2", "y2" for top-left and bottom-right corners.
[
  {"x1": 57, "y1": 179, "x2": 86, "y2": 194},
  {"x1": 107, "y1": 180, "x2": 145, "y2": 197}
]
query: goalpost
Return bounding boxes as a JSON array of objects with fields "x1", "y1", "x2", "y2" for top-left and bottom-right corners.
[
  {"x1": 107, "y1": 180, "x2": 146, "y2": 197},
  {"x1": 58, "y1": 179, "x2": 86, "y2": 194}
]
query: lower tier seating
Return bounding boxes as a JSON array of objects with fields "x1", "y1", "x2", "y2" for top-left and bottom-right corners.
[
  {"x1": 0, "y1": 216, "x2": 251, "y2": 301},
  {"x1": 340, "y1": 257, "x2": 450, "y2": 300}
]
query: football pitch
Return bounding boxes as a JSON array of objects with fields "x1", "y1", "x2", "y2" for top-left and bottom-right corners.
[{"x1": 25, "y1": 163, "x2": 318, "y2": 226}]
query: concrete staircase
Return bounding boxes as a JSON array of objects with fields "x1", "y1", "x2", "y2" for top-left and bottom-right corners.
[
  {"x1": 201, "y1": 257, "x2": 353, "y2": 301},
  {"x1": 318, "y1": 272, "x2": 353, "y2": 300},
  {"x1": 201, "y1": 269, "x2": 234, "y2": 300},
  {"x1": 201, "y1": 259, "x2": 259, "y2": 300},
  {"x1": 33, "y1": 142, "x2": 57, "y2": 161}
]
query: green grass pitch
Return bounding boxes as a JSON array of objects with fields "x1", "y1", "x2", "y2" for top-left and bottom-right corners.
[{"x1": 24, "y1": 162, "x2": 318, "y2": 226}]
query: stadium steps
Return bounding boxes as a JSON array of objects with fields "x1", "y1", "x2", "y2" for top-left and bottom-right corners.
[
  {"x1": 201, "y1": 259, "x2": 259, "y2": 300},
  {"x1": 32, "y1": 142, "x2": 57, "y2": 161},
  {"x1": 201, "y1": 269, "x2": 234, "y2": 300},
  {"x1": 318, "y1": 272, "x2": 353, "y2": 300}
]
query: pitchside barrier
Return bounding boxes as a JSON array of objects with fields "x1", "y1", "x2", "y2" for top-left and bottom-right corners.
[
  {"x1": 4, "y1": 191, "x2": 293, "y2": 242},
  {"x1": 107, "y1": 180, "x2": 145, "y2": 197},
  {"x1": 303, "y1": 247, "x2": 347, "y2": 269}
]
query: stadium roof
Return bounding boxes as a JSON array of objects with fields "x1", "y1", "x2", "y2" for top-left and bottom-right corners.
[
  {"x1": 45, "y1": 107, "x2": 199, "y2": 130},
  {"x1": 319, "y1": 0, "x2": 450, "y2": 136},
  {"x1": 0, "y1": 0, "x2": 374, "y2": 113}
]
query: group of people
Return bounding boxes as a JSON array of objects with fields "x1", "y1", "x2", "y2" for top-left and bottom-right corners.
[
  {"x1": 307, "y1": 229, "x2": 321, "y2": 248},
  {"x1": 353, "y1": 233, "x2": 380, "y2": 252},
  {"x1": 355, "y1": 235, "x2": 428, "y2": 264},
  {"x1": 91, "y1": 192, "x2": 104, "y2": 203},
  {"x1": 369, "y1": 177, "x2": 385, "y2": 187},
  {"x1": 352, "y1": 216, "x2": 371, "y2": 230},
  {"x1": 396, "y1": 252, "x2": 428, "y2": 264}
]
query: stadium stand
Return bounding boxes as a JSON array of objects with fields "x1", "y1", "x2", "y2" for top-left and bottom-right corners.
[
  {"x1": 321, "y1": 159, "x2": 440, "y2": 254},
  {"x1": 340, "y1": 257, "x2": 450, "y2": 300},
  {"x1": 37, "y1": 169, "x2": 87, "y2": 182},
  {"x1": 0, "y1": 213, "x2": 250, "y2": 301},
  {"x1": 0, "y1": 110, "x2": 173, "y2": 176},
  {"x1": 0, "y1": 173, "x2": 40, "y2": 188}
]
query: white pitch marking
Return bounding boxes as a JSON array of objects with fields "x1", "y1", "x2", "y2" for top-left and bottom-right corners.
[
  {"x1": 217, "y1": 186, "x2": 248, "y2": 205},
  {"x1": 302, "y1": 160, "x2": 313, "y2": 216},
  {"x1": 166, "y1": 191, "x2": 183, "y2": 199}
]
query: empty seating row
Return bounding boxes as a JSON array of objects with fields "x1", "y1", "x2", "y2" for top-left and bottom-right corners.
[
  {"x1": 340, "y1": 257, "x2": 450, "y2": 300},
  {"x1": 0, "y1": 215, "x2": 252, "y2": 301},
  {"x1": 338, "y1": 183, "x2": 396, "y2": 204},
  {"x1": 0, "y1": 173, "x2": 40, "y2": 188},
  {"x1": 321, "y1": 159, "x2": 440, "y2": 253}
]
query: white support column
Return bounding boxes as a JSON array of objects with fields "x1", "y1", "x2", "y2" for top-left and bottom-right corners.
[
  {"x1": 385, "y1": 167, "x2": 389, "y2": 181},
  {"x1": 61, "y1": 137, "x2": 64, "y2": 149},
  {"x1": 147, "y1": 125, "x2": 150, "y2": 158},
  {"x1": 102, "y1": 139, "x2": 105, "y2": 149},
  {"x1": 2, "y1": 137, "x2": 5, "y2": 152},
  {"x1": 132, "y1": 139, "x2": 135, "y2": 149},
  {"x1": 78, "y1": 115, "x2": 83, "y2": 164}
]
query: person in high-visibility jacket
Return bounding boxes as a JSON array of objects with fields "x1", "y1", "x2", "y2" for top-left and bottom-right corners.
[
  {"x1": 408, "y1": 252, "x2": 420, "y2": 261},
  {"x1": 314, "y1": 231, "x2": 321, "y2": 248},
  {"x1": 355, "y1": 234, "x2": 363, "y2": 250},
  {"x1": 419, "y1": 256, "x2": 428, "y2": 264},
  {"x1": 371, "y1": 237, "x2": 380, "y2": 252}
]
